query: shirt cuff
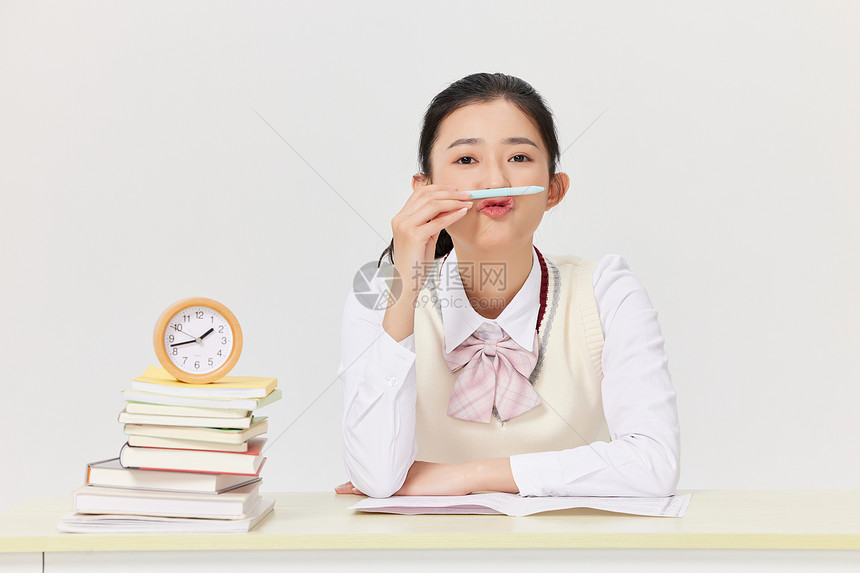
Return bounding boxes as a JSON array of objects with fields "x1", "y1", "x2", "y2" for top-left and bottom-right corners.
[
  {"x1": 397, "y1": 333, "x2": 416, "y2": 353},
  {"x1": 509, "y1": 451, "x2": 566, "y2": 497}
]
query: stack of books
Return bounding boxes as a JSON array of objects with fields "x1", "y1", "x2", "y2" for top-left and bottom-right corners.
[{"x1": 57, "y1": 365, "x2": 281, "y2": 533}]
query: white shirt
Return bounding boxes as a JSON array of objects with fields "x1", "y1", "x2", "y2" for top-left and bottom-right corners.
[{"x1": 339, "y1": 250, "x2": 681, "y2": 498}]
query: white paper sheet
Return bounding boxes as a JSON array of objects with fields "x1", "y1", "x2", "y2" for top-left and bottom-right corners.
[{"x1": 349, "y1": 492, "x2": 691, "y2": 517}]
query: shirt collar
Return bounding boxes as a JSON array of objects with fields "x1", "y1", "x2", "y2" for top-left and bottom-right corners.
[{"x1": 439, "y1": 246, "x2": 541, "y2": 353}]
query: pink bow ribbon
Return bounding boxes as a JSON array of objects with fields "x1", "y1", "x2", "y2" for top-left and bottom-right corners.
[{"x1": 443, "y1": 329, "x2": 541, "y2": 423}]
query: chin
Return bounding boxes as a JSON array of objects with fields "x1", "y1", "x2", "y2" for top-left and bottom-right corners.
[
  {"x1": 452, "y1": 230, "x2": 522, "y2": 255},
  {"x1": 447, "y1": 215, "x2": 538, "y2": 254}
]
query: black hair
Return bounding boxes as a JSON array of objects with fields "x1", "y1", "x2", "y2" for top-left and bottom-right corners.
[{"x1": 377, "y1": 72, "x2": 561, "y2": 267}]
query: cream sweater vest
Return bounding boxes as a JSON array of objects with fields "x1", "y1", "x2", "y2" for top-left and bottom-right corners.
[{"x1": 413, "y1": 249, "x2": 609, "y2": 464}]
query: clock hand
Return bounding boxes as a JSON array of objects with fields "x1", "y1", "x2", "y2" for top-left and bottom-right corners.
[{"x1": 170, "y1": 328, "x2": 215, "y2": 347}]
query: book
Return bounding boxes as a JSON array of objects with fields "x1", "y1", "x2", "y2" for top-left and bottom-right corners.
[
  {"x1": 117, "y1": 409, "x2": 258, "y2": 430},
  {"x1": 127, "y1": 434, "x2": 260, "y2": 453},
  {"x1": 57, "y1": 497, "x2": 275, "y2": 533},
  {"x1": 123, "y1": 417, "x2": 268, "y2": 445},
  {"x1": 349, "y1": 492, "x2": 693, "y2": 518},
  {"x1": 119, "y1": 438, "x2": 266, "y2": 475},
  {"x1": 86, "y1": 458, "x2": 261, "y2": 493},
  {"x1": 72, "y1": 482, "x2": 262, "y2": 519},
  {"x1": 121, "y1": 388, "x2": 282, "y2": 411},
  {"x1": 125, "y1": 401, "x2": 250, "y2": 419},
  {"x1": 132, "y1": 365, "x2": 277, "y2": 398}
]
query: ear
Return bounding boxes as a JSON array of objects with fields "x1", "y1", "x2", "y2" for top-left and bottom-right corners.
[
  {"x1": 545, "y1": 172, "x2": 570, "y2": 211},
  {"x1": 412, "y1": 173, "x2": 429, "y2": 193}
]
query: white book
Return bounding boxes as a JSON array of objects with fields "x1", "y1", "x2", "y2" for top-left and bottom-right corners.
[
  {"x1": 127, "y1": 435, "x2": 253, "y2": 453},
  {"x1": 117, "y1": 409, "x2": 255, "y2": 429},
  {"x1": 123, "y1": 418, "x2": 268, "y2": 445},
  {"x1": 121, "y1": 389, "x2": 282, "y2": 411},
  {"x1": 73, "y1": 482, "x2": 262, "y2": 519},
  {"x1": 57, "y1": 497, "x2": 275, "y2": 533},
  {"x1": 86, "y1": 458, "x2": 261, "y2": 493},
  {"x1": 125, "y1": 401, "x2": 250, "y2": 419}
]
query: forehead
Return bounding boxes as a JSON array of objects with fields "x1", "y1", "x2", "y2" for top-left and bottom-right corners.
[{"x1": 434, "y1": 99, "x2": 543, "y2": 150}]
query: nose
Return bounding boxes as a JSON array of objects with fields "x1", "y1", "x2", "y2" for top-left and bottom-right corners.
[{"x1": 480, "y1": 157, "x2": 510, "y2": 190}]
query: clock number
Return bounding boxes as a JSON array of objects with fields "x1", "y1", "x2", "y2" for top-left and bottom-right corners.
[
  {"x1": 183, "y1": 314, "x2": 191, "y2": 323},
  {"x1": 181, "y1": 356, "x2": 187, "y2": 365},
  {"x1": 172, "y1": 323, "x2": 183, "y2": 332},
  {"x1": 172, "y1": 348, "x2": 177, "y2": 356},
  {"x1": 218, "y1": 325, "x2": 224, "y2": 333},
  {"x1": 221, "y1": 337, "x2": 228, "y2": 345},
  {"x1": 168, "y1": 334, "x2": 174, "y2": 342},
  {"x1": 194, "y1": 360, "x2": 200, "y2": 369},
  {"x1": 217, "y1": 350, "x2": 223, "y2": 357},
  {"x1": 195, "y1": 311, "x2": 204, "y2": 319},
  {"x1": 208, "y1": 358, "x2": 214, "y2": 367}
]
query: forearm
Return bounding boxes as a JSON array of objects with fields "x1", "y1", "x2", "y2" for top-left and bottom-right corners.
[
  {"x1": 464, "y1": 457, "x2": 519, "y2": 494},
  {"x1": 381, "y1": 294, "x2": 417, "y2": 343}
]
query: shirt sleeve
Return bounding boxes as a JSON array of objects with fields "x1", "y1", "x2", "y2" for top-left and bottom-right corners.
[
  {"x1": 509, "y1": 254, "x2": 682, "y2": 497},
  {"x1": 338, "y1": 264, "x2": 419, "y2": 498}
]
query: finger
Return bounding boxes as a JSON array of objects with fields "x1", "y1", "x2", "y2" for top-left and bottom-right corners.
[
  {"x1": 334, "y1": 482, "x2": 353, "y2": 494},
  {"x1": 393, "y1": 200, "x2": 471, "y2": 247},
  {"x1": 402, "y1": 187, "x2": 469, "y2": 218},
  {"x1": 404, "y1": 199, "x2": 473, "y2": 228},
  {"x1": 420, "y1": 206, "x2": 470, "y2": 236}
]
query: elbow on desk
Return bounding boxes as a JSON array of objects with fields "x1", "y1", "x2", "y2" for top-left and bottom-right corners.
[
  {"x1": 341, "y1": 447, "x2": 410, "y2": 499},
  {"x1": 650, "y1": 462, "x2": 680, "y2": 498},
  {"x1": 355, "y1": 479, "x2": 403, "y2": 499},
  {"x1": 620, "y1": 433, "x2": 681, "y2": 498},
  {"x1": 642, "y1": 439, "x2": 681, "y2": 498},
  {"x1": 346, "y1": 468, "x2": 407, "y2": 499}
]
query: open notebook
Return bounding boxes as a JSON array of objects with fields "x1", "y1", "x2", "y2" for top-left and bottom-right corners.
[{"x1": 349, "y1": 492, "x2": 692, "y2": 517}]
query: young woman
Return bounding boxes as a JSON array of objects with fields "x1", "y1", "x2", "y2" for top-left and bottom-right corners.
[{"x1": 335, "y1": 73, "x2": 680, "y2": 498}]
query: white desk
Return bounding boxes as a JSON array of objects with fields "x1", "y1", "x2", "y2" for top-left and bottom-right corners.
[{"x1": 1, "y1": 490, "x2": 858, "y2": 572}]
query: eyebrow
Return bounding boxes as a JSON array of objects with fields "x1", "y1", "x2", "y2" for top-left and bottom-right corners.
[{"x1": 445, "y1": 137, "x2": 539, "y2": 150}]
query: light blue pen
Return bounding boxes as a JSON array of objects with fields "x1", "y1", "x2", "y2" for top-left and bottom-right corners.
[{"x1": 467, "y1": 186, "x2": 545, "y2": 199}]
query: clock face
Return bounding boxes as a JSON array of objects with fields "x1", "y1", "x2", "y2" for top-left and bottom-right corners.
[{"x1": 162, "y1": 305, "x2": 234, "y2": 375}]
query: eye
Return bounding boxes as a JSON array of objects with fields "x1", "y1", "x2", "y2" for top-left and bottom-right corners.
[
  {"x1": 510, "y1": 154, "x2": 531, "y2": 163},
  {"x1": 456, "y1": 156, "x2": 475, "y2": 165}
]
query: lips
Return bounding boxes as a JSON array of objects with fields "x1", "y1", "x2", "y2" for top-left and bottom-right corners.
[{"x1": 477, "y1": 197, "x2": 515, "y2": 211}]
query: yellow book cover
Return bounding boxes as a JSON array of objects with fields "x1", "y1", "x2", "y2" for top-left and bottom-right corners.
[{"x1": 133, "y1": 366, "x2": 278, "y2": 398}]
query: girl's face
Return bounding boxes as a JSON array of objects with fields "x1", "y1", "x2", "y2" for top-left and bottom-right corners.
[{"x1": 415, "y1": 98, "x2": 568, "y2": 253}]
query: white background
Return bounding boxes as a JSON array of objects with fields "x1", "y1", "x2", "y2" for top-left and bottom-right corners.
[{"x1": 1, "y1": 0, "x2": 858, "y2": 516}]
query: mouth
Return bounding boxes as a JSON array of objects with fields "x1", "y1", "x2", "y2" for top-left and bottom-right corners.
[{"x1": 477, "y1": 196, "x2": 514, "y2": 218}]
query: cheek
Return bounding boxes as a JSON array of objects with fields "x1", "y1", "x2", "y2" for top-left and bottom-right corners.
[{"x1": 519, "y1": 198, "x2": 548, "y2": 217}]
